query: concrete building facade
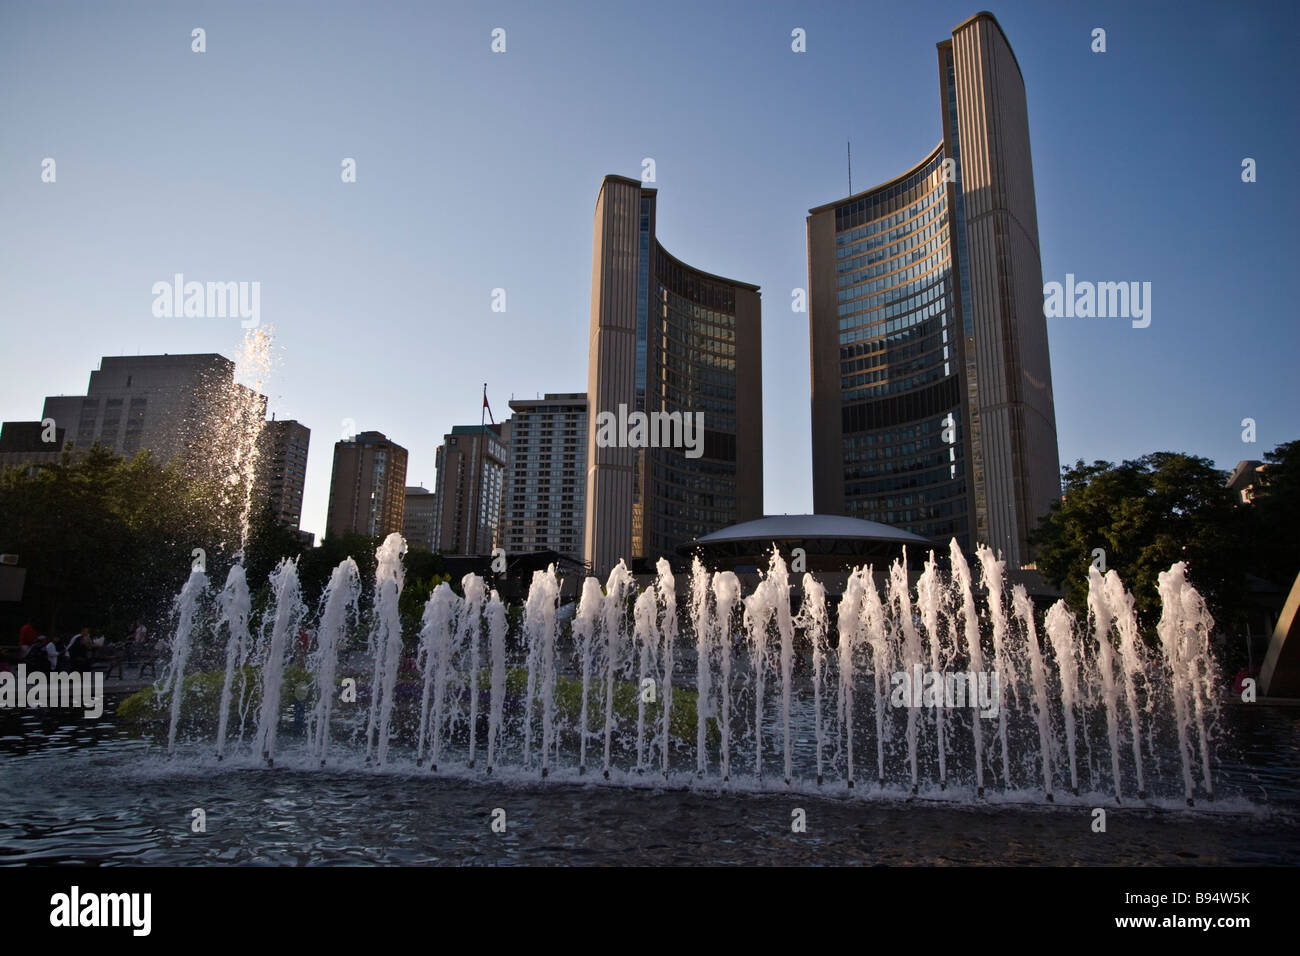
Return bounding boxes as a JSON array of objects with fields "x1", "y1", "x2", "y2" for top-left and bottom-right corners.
[
  {"x1": 505, "y1": 393, "x2": 587, "y2": 561},
  {"x1": 256, "y1": 418, "x2": 310, "y2": 531},
  {"x1": 0, "y1": 420, "x2": 66, "y2": 472},
  {"x1": 807, "y1": 13, "x2": 1059, "y2": 566},
  {"x1": 325, "y1": 430, "x2": 409, "y2": 540},
  {"x1": 584, "y1": 175, "x2": 763, "y2": 577},
  {"x1": 40, "y1": 354, "x2": 265, "y2": 465},
  {"x1": 433, "y1": 423, "x2": 511, "y2": 555},
  {"x1": 403, "y1": 485, "x2": 438, "y2": 552}
]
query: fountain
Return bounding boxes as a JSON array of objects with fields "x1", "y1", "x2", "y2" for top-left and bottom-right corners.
[{"x1": 148, "y1": 533, "x2": 1228, "y2": 809}]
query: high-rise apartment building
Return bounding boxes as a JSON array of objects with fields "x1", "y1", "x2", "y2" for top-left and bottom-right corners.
[
  {"x1": 256, "y1": 418, "x2": 310, "y2": 531},
  {"x1": 325, "y1": 430, "x2": 409, "y2": 539},
  {"x1": 584, "y1": 175, "x2": 763, "y2": 577},
  {"x1": 505, "y1": 393, "x2": 587, "y2": 561},
  {"x1": 432, "y1": 423, "x2": 511, "y2": 555},
  {"x1": 807, "y1": 12, "x2": 1059, "y2": 566}
]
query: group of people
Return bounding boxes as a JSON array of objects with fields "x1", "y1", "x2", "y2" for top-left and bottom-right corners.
[{"x1": 2, "y1": 622, "x2": 155, "y2": 674}]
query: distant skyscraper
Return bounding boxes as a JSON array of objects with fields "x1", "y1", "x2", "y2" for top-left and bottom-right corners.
[
  {"x1": 433, "y1": 423, "x2": 511, "y2": 555},
  {"x1": 41, "y1": 353, "x2": 265, "y2": 463},
  {"x1": 807, "y1": 13, "x2": 1059, "y2": 566},
  {"x1": 325, "y1": 430, "x2": 409, "y2": 539},
  {"x1": 256, "y1": 418, "x2": 310, "y2": 531},
  {"x1": 505, "y1": 393, "x2": 587, "y2": 561},
  {"x1": 584, "y1": 175, "x2": 763, "y2": 577},
  {"x1": 403, "y1": 485, "x2": 438, "y2": 551}
]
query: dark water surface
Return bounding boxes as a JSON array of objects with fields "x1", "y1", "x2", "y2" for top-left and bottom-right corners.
[{"x1": 1, "y1": 696, "x2": 1297, "y2": 866}]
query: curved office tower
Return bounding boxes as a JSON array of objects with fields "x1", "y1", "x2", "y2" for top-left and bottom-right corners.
[
  {"x1": 807, "y1": 12, "x2": 1059, "y2": 567},
  {"x1": 585, "y1": 175, "x2": 763, "y2": 577}
]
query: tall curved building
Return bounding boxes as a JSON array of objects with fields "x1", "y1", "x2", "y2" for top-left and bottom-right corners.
[
  {"x1": 585, "y1": 175, "x2": 763, "y2": 577},
  {"x1": 807, "y1": 12, "x2": 1059, "y2": 567}
]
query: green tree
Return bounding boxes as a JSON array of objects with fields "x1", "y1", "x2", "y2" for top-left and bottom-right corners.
[
  {"x1": 241, "y1": 498, "x2": 307, "y2": 591},
  {"x1": 0, "y1": 444, "x2": 225, "y2": 637},
  {"x1": 1247, "y1": 440, "x2": 1300, "y2": 589},
  {"x1": 1030, "y1": 453, "x2": 1248, "y2": 629}
]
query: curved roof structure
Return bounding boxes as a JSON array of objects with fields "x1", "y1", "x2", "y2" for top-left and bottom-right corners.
[{"x1": 679, "y1": 514, "x2": 930, "y2": 569}]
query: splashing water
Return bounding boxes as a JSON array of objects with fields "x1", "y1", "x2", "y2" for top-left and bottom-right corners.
[
  {"x1": 366, "y1": 534, "x2": 407, "y2": 767},
  {"x1": 416, "y1": 582, "x2": 458, "y2": 767},
  {"x1": 689, "y1": 558, "x2": 714, "y2": 776},
  {"x1": 461, "y1": 574, "x2": 488, "y2": 768},
  {"x1": 164, "y1": 567, "x2": 209, "y2": 756},
  {"x1": 1044, "y1": 600, "x2": 1082, "y2": 795},
  {"x1": 574, "y1": 577, "x2": 604, "y2": 775},
  {"x1": 308, "y1": 558, "x2": 359, "y2": 765},
  {"x1": 950, "y1": 542, "x2": 987, "y2": 796},
  {"x1": 712, "y1": 571, "x2": 741, "y2": 782},
  {"x1": 155, "y1": 535, "x2": 1229, "y2": 808},
  {"x1": 214, "y1": 564, "x2": 251, "y2": 761},
  {"x1": 633, "y1": 587, "x2": 660, "y2": 773},
  {"x1": 601, "y1": 562, "x2": 634, "y2": 779},
  {"x1": 252, "y1": 558, "x2": 304, "y2": 765},
  {"x1": 978, "y1": 545, "x2": 1016, "y2": 789},
  {"x1": 742, "y1": 574, "x2": 777, "y2": 782},
  {"x1": 795, "y1": 574, "x2": 829, "y2": 784},
  {"x1": 655, "y1": 558, "x2": 679, "y2": 778},
  {"x1": 1012, "y1": 583, "x2": 1054, "y2": 799},
  {"x1": 485, "y1": 589, "x2": 508, "y2": 773},
  {"x1": 1157, "y1": 563, "x2": 1221, "y2": 805}
]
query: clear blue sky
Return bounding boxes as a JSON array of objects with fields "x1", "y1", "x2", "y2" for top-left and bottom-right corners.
[{"x1": 2, "y1": 0, "x2": 1296, "y2": 542}]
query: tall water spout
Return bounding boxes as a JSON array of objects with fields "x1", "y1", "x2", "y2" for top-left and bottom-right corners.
[
  {"x1": 836, "y1": 569, "x2": 864, "y2": 787},
  {"x1": 485, "y1": 589, "x2": 508, "y2": 773},
  {"x1": 1045, "y1": 600, "x2": 1081, "y2": 795},
  {"x1": 574, "y1": 577, "x2": 604, "y2": 775},
  {"x1": 165, "y1": 567, "x2": 209, "y2": 757},
  {"x1": 915, "y1": 552, "x2": 948, "y2": 789},
  {"x1": 601, "y1": 561, "x2": 634, "y2": 779},
  {"x1": 308, "y1": 558, "x2": 360, "y2": 766},
  {"x1": 214, "y1": 564, "x2": 251, "y2": 761},
  {"x1": 366, "y1": 533, "x2": 407, "y2": 767},
  {"x1": 888, "y1": 556, "x2": 923, "y2": 794},
  {"x1": 795, "y1": 574, "x2": 829, "y2": 785},
  {"x1": 1157, "y1": 563, "x2": 1220, "y2": 805},
  {"x1": 523, "y1": 566, "x2": 560, "y2": 776},
  {"x1": 461, "y1": 574, "x2": 487, "y2": 768},
  {"x1": 861, "y1": 569, "x2": 891, "y2": 788},
  {"x1": 253, "y1": 558, "x2": 304, "y2": 766},
  {"x1": 743, "y1": 577, "x2": 777, "y2": 782},
  {"x1": 1012, "y1": 584, "x2": 1054, "y2": 800},
  {"x1": 655, "y1": 558, "x2": 679, "y2": 778},
  {"x1": 1088, "y1": 566, "x2": 1124, "y2": 802},
  {"x1": 689, "y1": 558, "x2": 714, "y2": 776},
  {"x1": 978, "y1": 545, "x2": 1016, "y2": 789},
  {"x1": 417, "y1": 582, "x2": 458, "y2": 767},
  {"x1": 633, "y1": 586, "x2": 660, "y2": 774},
  {"x1": 950, "y1": 541, "x2": 986, "y2": 796},
  {"x1": 713, "y1": 571, "x2": 741, "y2": 782},
  {"x1": 1106, "y1": 571, "x2": 1148, "y2": 798}
]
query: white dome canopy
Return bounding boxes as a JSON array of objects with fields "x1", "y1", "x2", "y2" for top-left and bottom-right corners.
[{"x1": 693, "y1": 513, "x2": 929, "y2": 546}]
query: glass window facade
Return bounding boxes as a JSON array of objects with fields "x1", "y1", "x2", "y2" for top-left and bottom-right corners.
[
  {"x1": 640, "y1": 244, "x2": 744, "y2": 560},
  {"x1": 833, "y1": 152, "x2": 970, "y2": 547}
]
